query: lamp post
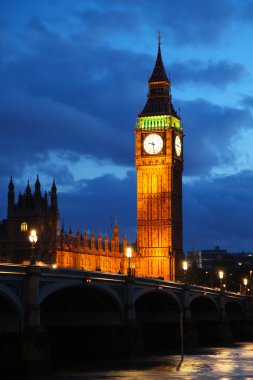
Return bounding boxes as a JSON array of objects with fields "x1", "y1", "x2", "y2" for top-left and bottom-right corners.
[
  {"x1": 29, "y1": 229, "x2": 38, "y2": 266},
  {"x1": 182, "y1": 260, "x2": 188, "y2": 283},
  {"x1": 243, "y1": 278, "x2": 248, "y2": 295},
  {"x1": 126, "y1": 247, "x2": 132, "y2": 276},
  {"x1": 218, "y1": 270, "x2": 224, "y2": 291}
]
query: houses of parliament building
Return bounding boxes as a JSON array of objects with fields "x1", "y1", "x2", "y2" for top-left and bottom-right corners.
[{"x1": 0, "y1": 40, "x2": 183, "y2": 280}]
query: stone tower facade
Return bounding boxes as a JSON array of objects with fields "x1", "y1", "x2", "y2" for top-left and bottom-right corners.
[
  {"x1": 135, "y1": 39, "x2": 183, "y2": 280},
  {"x1": 0, "y1": 176, "x2": 59, "y2": 264}
]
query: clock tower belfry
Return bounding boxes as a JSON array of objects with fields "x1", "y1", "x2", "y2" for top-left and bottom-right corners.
[{"x1": 135, "y1": 38, "x2": 183, "y2": 281}]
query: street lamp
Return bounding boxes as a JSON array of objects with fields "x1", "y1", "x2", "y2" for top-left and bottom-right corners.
[
  {"x1": 243, "y1": 278, "x2": 248, "y2": 294},
  {"x1": 182, "y1": 260, "x2": 188, "y2": 283},
  {"x1": 126, "y1": 247, "x2": 132, "y2": 276},
  {"x1": 218, "y1": 270, "x2": 224, "y2": 290},
  {"x1": 29, "y1": 229, "x2": 38, "y2": 265}
]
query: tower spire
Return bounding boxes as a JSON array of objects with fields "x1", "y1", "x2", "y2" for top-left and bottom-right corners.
[
  {"x1": 8, "y1": 176, "x2": 15, "y2": 215},
  {"x1": 50, "y1": 179, "x2": 58, "y2": 210},
  {"x1": 26, "y1": 180, "x2": 31, "y2": 196},
  {"x1": 139, "y1": 36, "x2": 177, "y2": 117},
  {"x1": 148, "y1": 34, "x2": 169, "y2": 84},
  {"x1": 35, "y1": 174, "x2": 41, "y2": 194}
]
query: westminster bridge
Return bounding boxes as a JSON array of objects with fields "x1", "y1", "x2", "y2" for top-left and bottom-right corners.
[{"x1": 1, "y1": 263, "x2": 253, "y2": 369}]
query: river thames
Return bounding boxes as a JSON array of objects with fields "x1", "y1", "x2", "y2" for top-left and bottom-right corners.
[{"x1": 47, "y1": 342, "x2": 253, "y2": 380}]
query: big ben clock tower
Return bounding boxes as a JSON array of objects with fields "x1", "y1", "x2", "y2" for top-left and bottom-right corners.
[{"x1": 135, "y1": 37, "x2": 183, "y2": 281}]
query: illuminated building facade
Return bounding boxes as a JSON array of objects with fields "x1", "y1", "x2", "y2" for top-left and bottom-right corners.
[
  {"x1": 135, "y1": 38, "x2": 183, "y2": 280},
  {"x1": 56, "y1": 222, "x2": 131, "y2": 274}
]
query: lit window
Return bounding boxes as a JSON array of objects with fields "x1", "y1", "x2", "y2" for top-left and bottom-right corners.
[{"x1": 21, "y1": 222, "x2": 28, "y2": 232}]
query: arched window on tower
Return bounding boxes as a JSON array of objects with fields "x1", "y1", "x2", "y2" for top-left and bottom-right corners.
[{"x1": 21, "y1": 222, "x2": 28, "y2": 232}]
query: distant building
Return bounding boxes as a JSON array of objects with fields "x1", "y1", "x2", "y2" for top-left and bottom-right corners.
[
  {"x1": 186, "y1": 246, "x2": 253, "y2": 291},
  {"x1": 187, "y1": 246, "x2": 228, "y2": 269},
  {"x1": 187, "y1": 246, "x2": 253, "y2": 271}
]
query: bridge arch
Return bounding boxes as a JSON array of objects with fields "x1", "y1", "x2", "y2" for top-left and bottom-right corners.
[
  {"x1": 225, "y1": 300, "x2": 244, "y2": 320},
  {"x1": 134, "y1": 288, "x2": 182, "y2": 311},
  {"x1": 190, "y1": 295, "x2": 220, "y2": 345},
  {"x1": 134, "y1": 289, "x2": 181, "y2": 350},
  {"x1": 0, "y1": 283, "x2": 23, "y2": 332},
  {"x1": 190, "y1": 294, "x2": 219, "y2": 321},
  {"x1": 40, "y1": 283, "x2": 124, "y2": 359},
  {"x1": 39, "y1": 279, "x2": 124, "y2": 315},
  {"x1": 225, "y1": 300, "x2": 245, "y2": 340}
]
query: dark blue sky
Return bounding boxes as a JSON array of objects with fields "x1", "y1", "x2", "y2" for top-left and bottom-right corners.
[{"x1": 1, "y1": 0, "x2": 253, "y2": 252}]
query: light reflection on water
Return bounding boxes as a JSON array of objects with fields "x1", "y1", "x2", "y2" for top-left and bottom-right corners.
[{"x1": 53, "y1": 343, "x2": 253, "y2": 380}]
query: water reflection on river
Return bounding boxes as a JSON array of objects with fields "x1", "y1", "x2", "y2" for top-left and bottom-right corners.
[{"x1": 53, "y1": 343, "x2": 253, "y2": 380}]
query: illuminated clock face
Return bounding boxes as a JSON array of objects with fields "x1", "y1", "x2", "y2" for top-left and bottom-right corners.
[
  {"x1": 175, "y1": 135, "x2": 182, "y2": 157},
  {"x1": 143, "y1": 133, "x2": 163, "y2": 155}
]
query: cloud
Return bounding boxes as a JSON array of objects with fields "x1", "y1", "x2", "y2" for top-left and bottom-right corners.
[
  {"x1": 77, "y1": 7, "x2": 141, "y2": 40},
  {"x1": 157, "y1": 0, "x2": 235, "y2": 46},
  {"x1": 58, "y1": 170, "x2": 137, "y2": 241},
  {"x1": 75, "y1": 0, "x2": 237, "y2": 48},
  {"x1": 242, "y1": 2, "x2": 253, "y2": 22},
  {"x1": 1, "y1": 13, "x2": 249, "y2": 182},
  {"x1": 184, "y1": 170, "x2": 253, "y2": 252},
  {"x1": 0, "y1": 16, "x2": 151, "y2": 173},
  {"x1": 172, "y1": 60, "x2": 246, "y2": 88},
  {"x1": 0, "y1": 6, "x2": 249, "y2": 181},
  {"x1": 242, "y1": 95, "x2": 253, "y2": 108},
  {"x1": 180, "y1": 99, "x2": 253, "y2": 176}
]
